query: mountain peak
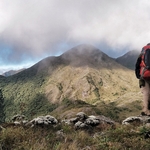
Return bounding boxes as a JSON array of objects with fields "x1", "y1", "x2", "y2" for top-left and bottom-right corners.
[
  {"x1": 60, "y1": 44, "x2": 119, "y2": 69},
  {"x1": 116, "y1": 50, "x2": 140, "y2": 70},
  {"x1": 62, "y1": 44, "x2": 101, "y2": 56}
]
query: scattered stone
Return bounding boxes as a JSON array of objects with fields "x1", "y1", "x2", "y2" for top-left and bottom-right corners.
[
  {"x1": 122, "y1": 116, "x2": 150, "y2": 125},
  {"x1": 14, "y1": 121, "x2": 21, "y2": 126},
  {"x1": 12, "y1": 114, "x2": 25, "y2": 122},
  {"x1": 56, "y1": 129, "x2": 65, "y2": 139},
  {"x1": 22, "y1": 120, "x2": 28, "y2": 125}
]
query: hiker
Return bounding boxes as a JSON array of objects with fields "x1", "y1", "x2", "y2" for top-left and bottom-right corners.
[{"x1": 135, "y1": 43, "x2": 150, "y2": 116}]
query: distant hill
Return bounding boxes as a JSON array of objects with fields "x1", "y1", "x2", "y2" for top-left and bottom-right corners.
[
  {"x1": 116, "y1": 50, "x2": 140, "y2": 70},
  {"x1": 2, "y1": 69, "x2": 25, "y2": 77},
  {"x1": 0, "y1": 44, "x2": 140, "y2": 122}
]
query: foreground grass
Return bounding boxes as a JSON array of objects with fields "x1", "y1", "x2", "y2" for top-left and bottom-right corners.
[{"x1": 0, "y1": 123, "x2": 150, "y2": 150}]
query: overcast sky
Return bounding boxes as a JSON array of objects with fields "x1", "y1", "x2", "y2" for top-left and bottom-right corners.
[{"x1": 0, "y1": 0, "x2": 149, "y2": 74}]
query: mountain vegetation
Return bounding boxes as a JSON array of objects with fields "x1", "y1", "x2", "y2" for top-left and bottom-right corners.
[
  {"x1": 0, "y1": 44, "x2": 141, "y2": 122},
  {"x1": 2, "y1": 69, "x2": 25, "y2": 77},
  {"x1": 0, "y1": 89, "x2": 5, "y2": 123},
  {"x1": 0, "y1": 44, "x2": 145, "y2": 149}
]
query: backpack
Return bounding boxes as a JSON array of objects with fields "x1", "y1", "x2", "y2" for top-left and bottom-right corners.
[{"x1": 140, "y1": 45, "x2": 150, "y2": 79}]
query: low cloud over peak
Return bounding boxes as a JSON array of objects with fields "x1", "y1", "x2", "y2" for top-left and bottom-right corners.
[{"x1": 0, "y1": 0, "x2": 148, "y2": 73}]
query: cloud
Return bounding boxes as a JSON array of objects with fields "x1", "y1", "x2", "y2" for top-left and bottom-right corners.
[{"x1": 0, "y1": 0, "x2": 150, "y2": 70}]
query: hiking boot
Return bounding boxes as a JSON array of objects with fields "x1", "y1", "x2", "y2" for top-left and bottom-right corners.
[
  {"x1": 141, "y1": 112, "x2": 147, "y2": 116},
  {"x1": 141, "y1": 111, "x2": 150, "y2": 116}
]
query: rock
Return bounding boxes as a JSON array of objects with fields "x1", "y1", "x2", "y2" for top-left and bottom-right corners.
[
  {"x1": 29, "y1": 115, "x2": 58, "y2": 127},
  {"x1": 11, "y1": 114, "x2": 29, "y2": 126},
  {"x1": 12, "y1": 114, "x2": 25, "y2": 122},
  {"x1": 14, "y1": 121, "x2": 21, "y2": 126},
  {"x1": 56, "y1": 129, "x2": 65, "y2": 141},
  {"x1": 70, "y1": 117, "x2": 79, "y2": 124},
  {"x1": 85, "y1": 116, "x2": 100, "y2": 126},
  {"x1": 45, "y1": 115, "x2": 58, "y2": 124},
  {"x1": 75, "y1": 121, "x2": 88, "y2": 129},
  {"x1": 96, "y1": 115, "x2": 115, "y2": 125},
  {"x1": 61, "y1": 117, "x2": 78, "y2": 125},
  {"x1": 76, "y1": 112, "x2": 88, "y2": 120},
  {"x1": 22, "y1": 120, "x2": 28, "y2": 125},
  {"x1": 122, "y1": 116, "x2": 147, "y2": 125},
  {"x1": 24, "y1": 121, "x2": 33, "y2": 127},
  {"x1": 61, "y1": 119, "x2": 71, "y2": 125}
]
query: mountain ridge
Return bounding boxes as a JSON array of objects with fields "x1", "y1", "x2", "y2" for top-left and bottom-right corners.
[
  {"x1": 15, "y1": 44, "x2": 131, "y2": 76},
  {"x1": 1, "y1": 45, "x2": 139, "y2": 76}
]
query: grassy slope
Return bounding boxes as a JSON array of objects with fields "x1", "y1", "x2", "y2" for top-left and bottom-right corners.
[
  {"x1": 0, "y1": 63, "x2": 141, "y2": 122},
  {"x1": 0, "y1": 45, "x2": 142, "y2": 122}
]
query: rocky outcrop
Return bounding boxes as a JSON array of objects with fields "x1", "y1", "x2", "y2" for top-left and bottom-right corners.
[
  {"x1": 10, "y1": 112, "x2": 115, "y2": 129},
  {"x1": 10, "y1": 114, "x2": 58, "y2": 127},
  {"x1": 29, "y1": 115, "x2": 58, "y2": 126},
  {"x1": 62, "y1": 112, "x2": 115, "y2": 129},
  {"x1": 10, "y1": 114, "x2": 150, "y2": 129}
]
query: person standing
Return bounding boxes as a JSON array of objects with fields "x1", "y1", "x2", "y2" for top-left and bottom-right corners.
[{"x1": 135, "y1": 43, "x2": 150, "y2": 116}]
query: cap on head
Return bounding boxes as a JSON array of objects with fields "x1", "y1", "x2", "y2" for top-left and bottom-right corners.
[{"x1": 147, "y1": 43, "x2": 150, "y2": 45}]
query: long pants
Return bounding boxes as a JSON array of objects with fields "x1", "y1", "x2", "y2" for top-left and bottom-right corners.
[{"x1": 141, "y1": 80, "x2": 150, "y2": 113}]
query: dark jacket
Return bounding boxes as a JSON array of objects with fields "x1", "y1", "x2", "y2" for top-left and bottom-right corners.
[{"x1": 135, "y1": 54, "x2": 142, "y2": 79}]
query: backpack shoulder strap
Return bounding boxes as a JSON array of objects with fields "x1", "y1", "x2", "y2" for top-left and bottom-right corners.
[{"x1": 142, "y1": 45, "x2": 150, "y2": 51}]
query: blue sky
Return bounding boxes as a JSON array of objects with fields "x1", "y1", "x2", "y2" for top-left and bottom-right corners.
[{"x1": 0, "y1": 0, "x2": 149, "y2": 74}]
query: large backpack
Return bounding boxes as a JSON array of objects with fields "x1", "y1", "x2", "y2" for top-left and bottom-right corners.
[{"x1": 140, "y1": 45, "x2": 150, "y2": 79}]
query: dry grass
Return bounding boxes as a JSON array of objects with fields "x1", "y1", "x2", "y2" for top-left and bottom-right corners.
[{"x1": 0, "y1": 122, "x2": 150, "y2": 150}]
